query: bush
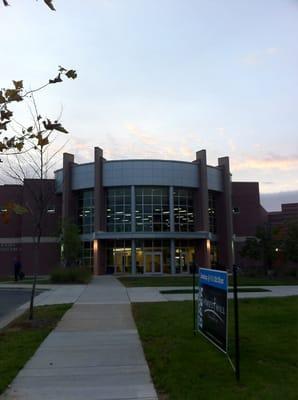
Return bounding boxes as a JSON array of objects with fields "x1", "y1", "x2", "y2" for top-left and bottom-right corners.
[{"x1": 50, "y1": 267, "x2": 92, "y2": 284}]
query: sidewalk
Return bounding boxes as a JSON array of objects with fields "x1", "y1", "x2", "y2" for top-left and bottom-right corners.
[{"x1": 1, "y1": 277, "x2": 157, "y2": 400}]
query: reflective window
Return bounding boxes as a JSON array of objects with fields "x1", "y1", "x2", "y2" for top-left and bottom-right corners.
[
  {"x1": 107, "y1": 188, "x2": 131, "y2": 232},
  {"x1": 210, "y1": 241, "x2": 218, "y2": 267},
  {"x1": 174, "y1": 188, "x2": 194, "y2": 232},
  {"x1": 135, "y1": 187, "x2": 170, "y2": 232},
  {"x1": 106, "y1": 240, "x2": 131, "y2": 273},
  {"x1": 175, "y1": 239, "x2": 195, "y2": 273},
  {"x1": 78, "y1": 190, "x2": 94, "y2": 234},
  {"x1": 81, "y1": 241, "x2": 93, "y2": 267},
  {"x1": 135, "y1": 239, "x2": 170, "y2": 274},
  {"x1": 208, "y1": 191, "x2": 217, "y2": 234}
]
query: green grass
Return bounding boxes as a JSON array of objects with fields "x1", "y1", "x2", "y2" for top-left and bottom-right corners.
[
  {"x1": 160, "y1": 287, "x2": 270, "y2": 294},
  {"x1": 0, "y1": 277, "x2": 51, "y2": 284},
  {"x1": 119, "y1": 276, "x2": 298, "y2": 287},
  {"x1": 0, "y1": 304, "x2": 71, "y2": 395},
  {"x1": 132, "y1": 297, "x2": 298, "y2": 400}
]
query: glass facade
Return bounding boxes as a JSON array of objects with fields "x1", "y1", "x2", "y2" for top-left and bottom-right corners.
[
  {"x1": 81, "y1": 241, "x2": 93, "y2": 267},
  {"x1": 106, "y1": 240, "x2": 132, "y2": 273},
  {"x1": 107, "y1": 187, "x2": 132, "y2": 232},
  {"x1": 173, "y1": 188, "x2": 194, "y2": 232},
  {"x1": 78, "y1": 190, "x2": 94, "y2": 234},
  {"x1": 135, "y1": 239, "x2": 170, "y2": 274},
  {"x1": 208, "y1": 191, "x2": 217, "y2": 234},
  {"x1": 175, "y1": 240, "x2": 195, "y2": 273},
  {"x1": 135, "y1": 187, "x2": 170, "y2": 232}
]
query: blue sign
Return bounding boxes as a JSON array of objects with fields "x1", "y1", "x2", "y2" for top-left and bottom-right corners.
[{"x1": 198, "y1": 268, "x2": 228, "y2": 353}]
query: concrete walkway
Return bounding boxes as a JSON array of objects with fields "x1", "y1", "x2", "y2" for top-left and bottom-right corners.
[
  {"x1": 127, "y1": 285, "x2": 298, "y2": 302},
  {"x1": 1, "y1": 277, "x2": 158, "y2": 400}
]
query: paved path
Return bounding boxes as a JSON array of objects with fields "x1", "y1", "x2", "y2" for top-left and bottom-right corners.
[
  {"x1": 1, "y1": 277, "x2": 158, "y2": 400},
  {"x1": 0, "y1": 284, "x2": 86, "y2": 330},
  {"x1": 127, "y1": 285, "x2": 298, "y2": 302}
]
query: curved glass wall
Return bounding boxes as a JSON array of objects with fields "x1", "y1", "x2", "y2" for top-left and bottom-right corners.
[
  {"x1": 78, "y1": 190, "x2": 94, "y2": 234},
  {"x1": 173, "y1": 188, "x2": 194, "y2": 232},
  {"x1": 135, "y1": 187, "x2": 170, "y2": 232},
  {"x1": 107, "y1": 187, "x2": 131, "y2": 232}
]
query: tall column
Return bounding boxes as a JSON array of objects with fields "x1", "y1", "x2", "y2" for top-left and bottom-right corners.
[
  {"x1": 62, "y1": 153, "x2": 74, "y2": 221},
  {"x1": 94, "y1": 147, "x2": 105, "y2": 231},
  {"x1": 217, "y1": 156, "x2": 234, "y2": 269},
  {"x1": 194, "y1": 150, "x2": 210, "y2": 268},
  {"x1": 198, "y1": 239, "x2": 211, "y2": 268},
  {"x1": 93, "y1": 147, "x2": 105, "y2": 275},
  {"x1": 170, "y1": 239, "x2": 176, "y2": 274}
]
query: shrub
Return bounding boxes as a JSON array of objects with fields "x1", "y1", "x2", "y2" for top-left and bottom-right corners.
[{"x1": 50, "y1": 267, "x2": 92, "y2": 284}]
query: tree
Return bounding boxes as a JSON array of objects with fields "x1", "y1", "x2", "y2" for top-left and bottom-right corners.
[
  {"x1": 282, "y1": 220, "x2": 298, "y2": 263},
  {"x1": 60, "y1": 220, "x2": 82, "y2": 268},
  {"x1": 240, "y1": 223, "x2": 280, "y2": 275},
  {"x1": 1, "y1": 67, "x2": 77, "y2": 320},
  {"x1": 2, "y1": 0, "x2": 56, "y2": 11},
  {"x1": 0, "y1": 66, "x2": 77, "y2": 224}
]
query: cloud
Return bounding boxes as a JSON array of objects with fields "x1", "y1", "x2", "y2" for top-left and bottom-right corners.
[
  {"x1": 125, "y1": 123, "x2": 157, "y2": 146},
  {"x1": 241, "y1": 47, "x2": 279, "y2": 65},
  {"x1": 232, "y1": 153, "x2": 298, "y2": 171}
]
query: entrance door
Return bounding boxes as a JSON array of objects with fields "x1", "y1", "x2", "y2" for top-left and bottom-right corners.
[{"x1": 144, "y1": 252, "x2": 162, "y2": 274}]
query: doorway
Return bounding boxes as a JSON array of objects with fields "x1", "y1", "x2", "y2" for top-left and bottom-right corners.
[{"x1": 144, "y1": 252, "x2": 163, "y2": 274}]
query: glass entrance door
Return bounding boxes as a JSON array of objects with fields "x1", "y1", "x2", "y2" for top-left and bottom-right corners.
[{"x1": 144, "y1": 252, "x2": 162, "y2": 274}]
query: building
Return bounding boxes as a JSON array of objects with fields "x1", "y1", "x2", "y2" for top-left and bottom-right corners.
[{"x1": 0, "y1": 147, "x2": 286, "y2": 276}]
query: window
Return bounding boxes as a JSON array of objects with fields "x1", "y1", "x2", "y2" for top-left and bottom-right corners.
[
  {"x1": 135, "y1": 187, "x2": 170, "y2": 232},
  {"x1": 174, "y1": 188, "x2": 194, "y2": 232},
  {"x1": 78, "y1": 190, "x2": 94, "y2": 234},
  {"x1": 106, "y1": 187, "x2": 131, "y2": 232}
]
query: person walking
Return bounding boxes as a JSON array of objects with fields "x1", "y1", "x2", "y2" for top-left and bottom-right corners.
[{"x1": 14, "y1": 256, "x2": 22, "y2": 282}]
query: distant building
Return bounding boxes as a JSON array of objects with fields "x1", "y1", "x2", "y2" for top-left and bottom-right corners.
[
  {"x1": 268, "y1": 203, "x2": 298, "y2": 227},
  {"x1": 0, "y1": 147, "x2": 295, "y2": 276}
]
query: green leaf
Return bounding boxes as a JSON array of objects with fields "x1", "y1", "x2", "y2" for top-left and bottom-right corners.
[
  {"x1": 1, "y1": 109, "x2": 13, "y2": 120},
  {"x1": 13, "y1": 80, "x2": 23, "y2": 90},
  {"x1": 66, "y1": 69, "x2": 77, "y2": 79}
]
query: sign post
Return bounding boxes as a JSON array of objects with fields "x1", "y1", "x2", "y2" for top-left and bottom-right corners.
[
  {"x1": 198, "y1": 268, "x2": 228, "y2": 353},
  {"x1": 232, "y1": 264, "x2": 240, "y2": 382}
]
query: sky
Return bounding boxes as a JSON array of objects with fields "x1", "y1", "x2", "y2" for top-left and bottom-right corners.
[{"x1": 1, "y1": 0, "x2": 297, "y2": 211}]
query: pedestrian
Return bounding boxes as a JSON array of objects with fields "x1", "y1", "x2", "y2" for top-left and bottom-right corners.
[{"x1": 14, "y1": 256, "x2": 22, "y2": 282}]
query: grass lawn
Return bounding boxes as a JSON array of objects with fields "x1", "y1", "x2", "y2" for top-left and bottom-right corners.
[
  {"x1": 0, "y1": 304, "x2": 71, "y2": 395},
  {"x1": 0, "y1": 277, "x2": 51, "y2": 284},
  {"x1": 132, "y1": 297, "x2": 298, "y2": 400},
  {"x1": 119, "y1": 275, "x2": 298, "y2": 287}
]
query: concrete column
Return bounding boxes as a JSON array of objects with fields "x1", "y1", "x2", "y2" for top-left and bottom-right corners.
[
  {"x1": 198, "y1": 239, "x2": 211, "y2": 268},
  {"x1": 131, "y1": 239, "x2": 136, "y2": 275},
  {"x1": 169, "y1": 186, "x2": 174, "y2": 232},
  {"x1": 131, "y1": 185, "x2": 136, "y2": 233},
  {"x1": 194, "y1": 150, "x2": 209, "y2": 232},
  {"x1": 170, "y1": 239, "x2": 176, "y2": 274},
  {"x1": 217, "y1": 156, "x2": 234, "y2": 269},
  {"x1": 93, "y1": 239, "x2": 106, "y2": 275},
  {"x1": 94, "y1": 147, "x2": 105, "y2": 231},
  {"x1": 93, "y1": 147, "x2": 105, "y2": 275},
  {"x1": 62, "y1": 153, "x2": 74, "y2": 221}
]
